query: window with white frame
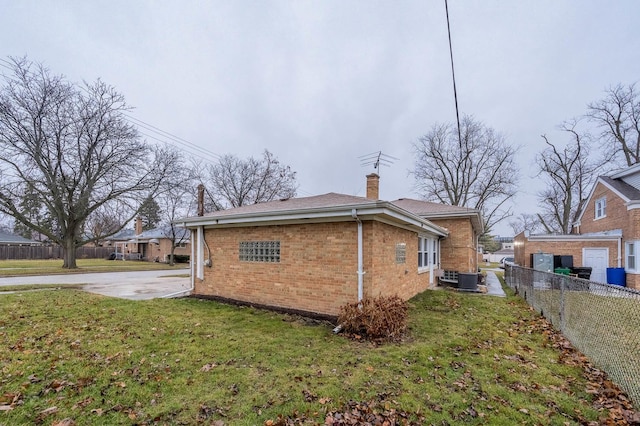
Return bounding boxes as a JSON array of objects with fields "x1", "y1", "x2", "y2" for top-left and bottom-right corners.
[
  {"x1": 418, "y1": 236, "x2": 437, "y2": 270},
  {"x1": 418, "y1": 237, "x2": 428, "y2": 268},
  {"x1": 432, "y1": 238, "x2": 438, "y2": 266},
  {"x1": 626, "y1": 241, "x2": 637, "y2": 272},
  {"x1": 595, "y1": 197, "x2": 606, "y2": 219}
]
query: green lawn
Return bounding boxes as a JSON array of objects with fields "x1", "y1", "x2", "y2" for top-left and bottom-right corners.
[
  {"x1": 0, "y1": 285, "x2": 623, "y2": 425},
  {"x1": 0, "y1": 259, "x2": 185, "y2": 277}
]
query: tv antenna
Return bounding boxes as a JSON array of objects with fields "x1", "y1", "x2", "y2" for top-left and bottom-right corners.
[{"x1": 358, "y1": 151, "x2": 398, "y2": 175}]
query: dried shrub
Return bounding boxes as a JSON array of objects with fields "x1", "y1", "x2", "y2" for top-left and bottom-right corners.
[{"x1": 337, "y1": 295, "x2": 408, "y2": 341}]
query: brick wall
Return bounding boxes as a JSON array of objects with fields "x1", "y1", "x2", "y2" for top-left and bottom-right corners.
[
  {"x1": 196, "y1": 221, "x2": 432, "y2": 316},
  {"x1": 430, "y1": 218, "x2": 477, "y2": 273},
  {"x1": 578, "y1": 183, "x2": 640, "y2": 289},
  {"x1": 580, "y1": 183, "x2": 629, "y2": 235},
  {"x1": 515, "y1": 238, "x2": 618, "y2": 269},
  {"x1": 366, "y1": 221, "x2": 432, "y2": 301}
]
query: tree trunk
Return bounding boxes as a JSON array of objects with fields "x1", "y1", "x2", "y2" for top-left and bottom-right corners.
[
  {"x1": 62, "y1": 236, "x2": 78, "y2": 269},
  {"x1": 169, "y1": 244, "x2": 176, "y2": 266}
]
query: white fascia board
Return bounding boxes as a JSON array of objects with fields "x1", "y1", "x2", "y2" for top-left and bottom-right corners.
[
  {"x1": 177, "y1": 203, "x2": 448, "y2": 237},
  {"x1": 528, "y1": 231, "x2": 623, "y2": 242},
  {"x1": 626, "y1": 201, "x2": 640, "y2": 210},
  {"x1": 422, "y1": 210, "x2": 484, "y2": 235},
  {"x1": 378, "y1": 207, "x2": 448, "y2": 236},
  {"x1": 574, "y1": 177, "x2": 606, "y2": 225},
  {"x1": 576, "y1": 177, "x2": 635, "y2": 224}
]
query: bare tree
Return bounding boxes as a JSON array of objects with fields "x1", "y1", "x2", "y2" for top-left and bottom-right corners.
[
  {"x1": 508, "y1": 213, "x2": 542, "y2": 236},
  {"x1": 0, "y1": 57, "x2": 179, "y2": 268},
  {"x1": 157, "y1": 159, "x2": 197, "y2": 265},
  {"x1": 0, "y1": 213, "x2": 13, "y2": 233},
  {"x1": 412, "y1": 115, "x2": 519, "y2": 232},
  {"x1": 587, "y1": 83, "x2": 640, "y2": 166},
  {"x1": 84, "y1": 203, "x2": 127, "y2": 246},
  {"x1": 203, "y1": 150, "x2": 298, "y2": 209},
  {"x1": 535, "y1": 121, "x2": 607, "y2": 234}
]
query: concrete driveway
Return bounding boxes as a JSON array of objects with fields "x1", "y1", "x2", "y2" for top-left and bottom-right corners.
[{"x1": 0, "y1": 269, "x2": 191, "y2": 300}]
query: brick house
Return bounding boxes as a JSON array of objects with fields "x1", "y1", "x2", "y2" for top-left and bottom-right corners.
[
  {"x1": 178, "y1": 174, "x2": 484, "y2": 317},
  {"x1": 0, "y1": 229, "x2": 41, "y2": 246},
  {"x1": 514, "y1": 164, "x2": 640, "y2": 289},
  {"x1": 105, "y1": 217, "x2": 190, "y2": 262}
]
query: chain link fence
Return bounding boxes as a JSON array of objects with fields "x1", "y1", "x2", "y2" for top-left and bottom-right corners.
[{"x1": 505, "y1": 265, "x2": 640, "y2": 407}]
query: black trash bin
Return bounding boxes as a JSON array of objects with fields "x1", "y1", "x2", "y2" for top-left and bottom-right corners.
[
  {"x1": 571, "y1": 267, "x2": 592, "y2": 280},
  {"x1": 458, "y1": 273, "x2": 478, "y2": 291}
]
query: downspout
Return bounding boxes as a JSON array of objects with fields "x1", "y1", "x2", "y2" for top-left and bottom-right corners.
[
  {"x1": 352, "y1": 209, "x2": 364, "y2": 303},
  {"x1": 161, "y1": 228, "x2": 196, "y2": 298},
  {"x1": 429, "y1": 238, "x2": 434, "y2": 287},
  {"x1": 475, "y1": 232, "x2": 480, "y2": 272},
  {"x1": 335, "y1": 210, "x2": 365, "y2": 333},
  {"x1": 618, "y1": 234, "x2": 622, "y2": 268},
  {"x1": 197, "y1": 225, "x2": 204, "y2": 280}
]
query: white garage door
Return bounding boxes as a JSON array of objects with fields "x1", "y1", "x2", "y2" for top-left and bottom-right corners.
[{"x1": 582, "y1": 248, "x2": 609, "y2": 283}]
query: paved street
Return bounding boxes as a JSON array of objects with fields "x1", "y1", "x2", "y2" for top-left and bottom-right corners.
[{"x1": 0, "y1": 269, "x2": 191, "y2": 300}]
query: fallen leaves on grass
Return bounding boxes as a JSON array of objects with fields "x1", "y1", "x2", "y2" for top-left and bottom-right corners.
[
  {"x1": 0, "y1": 392, "x2": 22, "y2": 411},
  {"x1": 266, "y1": 396, "x2": 424, "y2": 425},
  {"x1": 519, "y1": 314, "x2": 640, "y2": 425}
]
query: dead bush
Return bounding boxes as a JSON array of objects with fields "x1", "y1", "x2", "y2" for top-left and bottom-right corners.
[{"x1": 337, "y1": 295, "x2": 408, "y2": 341}]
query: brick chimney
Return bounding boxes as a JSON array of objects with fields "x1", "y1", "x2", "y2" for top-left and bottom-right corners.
[
  {"x1": 366, "y1": 173, "x2": 380, "y2": 200},
  {"x1": 135, "y1": 217, "x2": 143, "y2": 235}
]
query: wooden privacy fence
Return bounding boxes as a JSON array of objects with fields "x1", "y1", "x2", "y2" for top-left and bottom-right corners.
[{"x1": 0, "y1": 245, "x2": 113, "y2": 260}]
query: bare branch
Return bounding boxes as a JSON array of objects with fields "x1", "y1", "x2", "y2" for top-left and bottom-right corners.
[
  {"x1": 411, "y1": 115, "x2": 519, "y2": 232},
  {"x1": 587, "y1": 83, "x2": 640, "y2": 166},
  {"x1": 202, "y1": 150, "x2": 298, "y2": 209},
  {"x1": 535, "y1": 121, "x2": 608, "y2": 234},
  {"x1": 0, "y1": 57, "x2": 175, "y2": 268}
]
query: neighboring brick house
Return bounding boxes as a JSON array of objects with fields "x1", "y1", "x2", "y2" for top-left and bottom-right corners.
[
  {"x1": 0, "y1": 230, "x2": 41, "y2": 246},
  {"x1": 514, "y1": 230, "x2": 622, "y2": 284},
  {"x1": 178, "y1": 174, "x2": 484, "y2": 317},
  {"x1": 514, "y1": 164, "x2": 640, "y2": 289},
  {"x1": 105, "y1": 217, "x2": 190, "y2": 262}
]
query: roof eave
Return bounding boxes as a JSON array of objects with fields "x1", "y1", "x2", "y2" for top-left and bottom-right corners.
[{"x1": 177, "y1": 202, "x2": 448, "y2": 237}]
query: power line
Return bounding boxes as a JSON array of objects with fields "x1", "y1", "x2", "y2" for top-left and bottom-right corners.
[
  {"x1": 1, "y1": 57, "x2": 222, "y2": 165},
  {"x1": 444, "y1": 0, "x2": 463, "y2": 146},
  {"x1": 1, "y1": 58, "x2": 318, "y2": 196},
  {"x1": 124, "y1": 114, "x2": 221, "y2": 161}
]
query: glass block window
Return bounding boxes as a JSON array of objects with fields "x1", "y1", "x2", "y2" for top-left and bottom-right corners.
[
  {"x1": 395, "y1": 243, "x2": 406, "y2": 264},
  {"x1": 239, "y1": 241, "x2": 280, "y2": 262}
]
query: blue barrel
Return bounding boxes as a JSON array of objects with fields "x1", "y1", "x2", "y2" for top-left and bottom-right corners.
[{"x1": 606, "y1": 267, "x2": 626, "y2": 286}]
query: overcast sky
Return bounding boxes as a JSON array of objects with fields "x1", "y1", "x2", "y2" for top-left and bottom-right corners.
[{"x1": 2, "y1": 1, "x2": 639, "y2": 236}]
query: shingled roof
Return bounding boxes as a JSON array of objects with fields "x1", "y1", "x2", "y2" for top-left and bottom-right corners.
[
  {"x1": 178, "y1": 192, "x2": 448, "y2": 236},
  {"x1": 199, "y1": 193, "x2": 375, "y2": 218},
  {"x1": 0, "y1": 230, "x2": 41, "y2": 245},
  {"x1": 392, "y1": 198, "x2": 484, "y2": 234},
  {"x1": 599, "y1": 175, "x2": 640, "y2": 201}
]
